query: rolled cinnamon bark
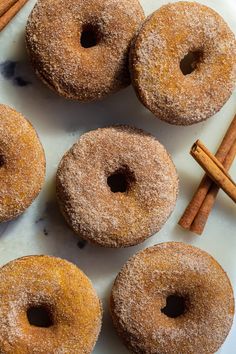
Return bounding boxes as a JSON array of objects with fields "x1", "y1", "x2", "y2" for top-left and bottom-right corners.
[
  {"x1": 0, "y1": 0, "x2": 17, "y2": 17},
  {"x1": 178, "y1": 114, "x2": 236, "y2": 233},
  {"x1": 191, "y1": 140, "x2": 236, "y2": 203},
  {"x1": 0, "y1": 0, "x2": 28, "y2": 32},
  {"x1": 190, "y1": 140, "x2": 236, "y2": 234}
]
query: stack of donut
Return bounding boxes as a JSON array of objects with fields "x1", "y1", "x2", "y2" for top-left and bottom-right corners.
[
  {"x1": 26, "y1": 0, "x2": 236, "y2": 125},
  {"x1": 0, "y1": 243, "x2": 234, "y2": 353},
  {"x1": 0, "y1": 0, "x2": 235, "y2": 353}
]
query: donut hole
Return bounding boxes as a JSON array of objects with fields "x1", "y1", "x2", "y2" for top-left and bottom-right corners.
[
  {"x1": 180, "y1": 50, "x2": 203, "y2": 75},
  {"x1": 161, "y1": 294, "x2": 186, "y2": 318},
  {"x1": 27, "y1": 305, "x2": 53, "y2": 328},
  {"x1": 80, "y1": 24, "x2": 100, "y2": 48},
  {"x1": 0, "y1": 154, "x2": 5, "y2": 167},
  {"x1": 107, "y1": 166, "x2": 135, "y2": 193}
]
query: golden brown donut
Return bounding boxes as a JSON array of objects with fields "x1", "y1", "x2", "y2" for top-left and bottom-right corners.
[
  {"x1": 110, "y1": 242, "x2": 235, "y2": 354},
  {"x1": 0, "y1": 255, "x2": 102, "y2": 353},
  {"x1": 130, "y1": 2, "x2": 236, "y2": 125},
  {"x1": 56, "y1": 126, "x2": 178, "y2": 248},
  {"x1": 26, "y1": 0, "x2": 145, "y2": 101},
  {"x1": 0, "y1": 104, "x2": 45, "y2": 222}
]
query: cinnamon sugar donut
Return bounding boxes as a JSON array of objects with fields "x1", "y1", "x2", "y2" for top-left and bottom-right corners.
[
  {"x1": 26, "y1": 0, "x2": 145, "y2": 101},
  {"x1": 0, "y1": 104, "x2": 45, "y2": 222},
  {"x1": 0, "y1": 255, "x2": 102, "y2": 353},
  {"x1": 110, "y1": 242, "x2": 234, "y2": 354},
  {"x1": 130, "y1": 2, "x2": 236, "y2": 125},
  {"x1": 56, "y1": 126, "x2": 178, "y2": 248}
]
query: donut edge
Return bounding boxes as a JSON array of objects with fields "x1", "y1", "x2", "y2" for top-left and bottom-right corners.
[{"x1": 0, "y1": 104, "x2": 46, "y2": 223}]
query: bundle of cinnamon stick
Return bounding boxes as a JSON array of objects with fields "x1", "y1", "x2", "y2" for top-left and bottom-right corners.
[
  {"x1": 0, "y1": 0, "x2": 28, "y2": 32},
  {"x1": 179, "y1": 114, "x2": 236, "y2": 235}
]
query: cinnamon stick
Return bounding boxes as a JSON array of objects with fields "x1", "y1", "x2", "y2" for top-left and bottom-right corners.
[
  {"x1": 190, "y1": 140, "x2": 236, "y2": 234},
  {"x1": 191, "y1": 140, "x2": 236, "y2": 203},
  {"x1": 0, "y1": 0, "x2": 17, "y2": 17},
  {"x1": 0, "y1": 0, "x2": 28, "y2": 32},
  {"x1": 178, "y1": 114, "x2": 236, "y2": 231}
]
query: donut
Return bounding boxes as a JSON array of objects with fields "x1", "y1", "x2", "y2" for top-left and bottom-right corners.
[
  {"x1": 26, "y1": 0, "x2": 145, "y2": 101},
  {"x1": 110, "y1": 242, "x2": 234, "y2": 354},
  {"x1": 0, "y1": 255, "x2": 102, "y2": 353},
  {"x1": 130, "y1": 2, "x2": 236, "y2": 125},
  {"x1": 0, "y1": 104, "x2": 45, "y2": 222},
  {"x1": 56, "y1": 126, "x2": 178, "y2": 248}
]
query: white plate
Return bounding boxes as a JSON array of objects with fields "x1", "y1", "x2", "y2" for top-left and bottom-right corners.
[{"x1": 0, "y1": 0, "x2": 236, "y2": 353}]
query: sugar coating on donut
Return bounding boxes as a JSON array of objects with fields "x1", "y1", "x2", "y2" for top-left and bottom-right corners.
[
  {"x1": 26, "y1": 0, "x2": 145, "y2": 101},
  {"x1": 56, "y1": 126, "x2": 179, "y2": 248},
  {"x1": 130, "y1": 2, "x2": 236, "y2": 125},
  {"x1": 110, "y1": 242, "x2": 235, "y2": 353},
  {"x1": 0, "y1": 104, "x2": 45, "y2": 222},
  {"x1": 0, "y1": 255, "x2": 102, "y2": 353}
]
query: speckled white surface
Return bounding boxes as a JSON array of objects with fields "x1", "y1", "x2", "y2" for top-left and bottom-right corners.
[{"x1": 0, "y1": 0, "x2": 235, "y2": 353}]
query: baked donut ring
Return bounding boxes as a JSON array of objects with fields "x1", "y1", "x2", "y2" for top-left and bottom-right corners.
[
  {"x1": 56, "y1": 126, "x2": 178, "y2": 248},
  {"x1": 26, "y1": 0, "x2": 145, "y2": 101},
  {"x1": 0, "y1": 255, "x2": 102, "y2": 353},
  {"x1": 130, "y1": 2, "x2": 236, "y2": 125},
  {"x1": 110, "y1": 242, "x2": 234, "y2": 354},
  {"x1": 0, "y1": 104, "x2": 45, "y2": 222}
]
